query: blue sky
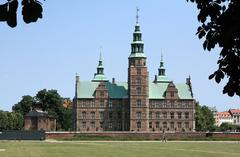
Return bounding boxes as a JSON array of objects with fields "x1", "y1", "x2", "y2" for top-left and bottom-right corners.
[{"x1": 0, "y1": 0, "x2": 239, "y2": 111}]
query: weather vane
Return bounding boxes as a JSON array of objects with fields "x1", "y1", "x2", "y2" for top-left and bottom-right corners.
[
  {"x1": 99, "y1": 46, "x2": 102, "y2": 61},
  {"x1": 136, "y1": 7, "x2": 140, "y2": 24}
]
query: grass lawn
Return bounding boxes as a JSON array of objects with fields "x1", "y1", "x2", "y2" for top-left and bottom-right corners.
[{"x1": 0, "y1": 141, "x2": 239, "y2": 157}]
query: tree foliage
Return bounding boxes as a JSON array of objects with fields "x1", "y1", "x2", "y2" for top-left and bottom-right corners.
[
  {"x1": 187, "y1": 0, "x2": 240, "y2": 96},
  {"x1": 0, "y1": 0, "x2": 43, "y2": 28},
  {"x1": 0, "y1": 110, "x2": 23, "y2": 131},
  {"x1": 12, "y1": 89, "x2": 73, "y2": 131},
  {"x1": 195, "y1": 102, "x2": 215, "y2": 131}
]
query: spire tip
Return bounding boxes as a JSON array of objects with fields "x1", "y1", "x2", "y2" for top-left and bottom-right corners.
[{"x1": 136, "y1": 7, "x2": 140, "y2": 24}]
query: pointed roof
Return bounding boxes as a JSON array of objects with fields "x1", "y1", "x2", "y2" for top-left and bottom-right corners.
[
  {"x1": 129, "y1": 7, "x2": 146, "y2": 58},
  {"x1": 155, "y1": 55, "x2": 171, "y2": 83},
  {"x1": 92, "y1": 52, "x2": 108, "y2": 82}
]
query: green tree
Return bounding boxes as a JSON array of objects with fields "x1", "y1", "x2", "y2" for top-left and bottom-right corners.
[
  {"x1": 0, "y1": 111, "x2": 23, "y2": 130},
  {"x1": 12, "y1": 89, "x2": 73, "y2": 131},
  {"x1": 187, "y1": 0, "x2": 240, "y2": 96},
  {"x1": 12, "y1": 95, "x2": 34, "y2": 116},
  {"x1": 0, "y1": 110, "x2": 8, "y2": 130},
  {"x1": 195, "y1": 103, "x2": 215, "y2": 131}
]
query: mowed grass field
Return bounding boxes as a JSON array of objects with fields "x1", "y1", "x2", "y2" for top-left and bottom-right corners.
[{"x1": 0, "y1": 141, "x2": 240, "y2": 157}]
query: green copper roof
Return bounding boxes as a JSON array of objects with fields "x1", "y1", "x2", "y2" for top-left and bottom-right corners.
[
  {"x1": 129, "y1": 53, "x2": 146, "y2": 58},
  {"x1": 76, "y1": 81, "x2": 193, "y2": 100},
  {"x1": 156, "y1": 75, "x2": 172, "y2": 83},
  {"x1": 175, "y1": 83, "x2": 193, "y2": 100},
  {"x1": 77, "y1": 81, "x2": 128, "y2": 99},
  {"x1": 92, "y1": 74, "x2": 108, "y2": 82},
  {"x1": 149, "y1": 82, "x2": 193, "y2": 99}
]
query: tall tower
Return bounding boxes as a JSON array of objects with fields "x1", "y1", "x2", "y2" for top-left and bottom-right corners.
[{"x1": 128, "y1": 8, "x2": 149, "y2": 131}]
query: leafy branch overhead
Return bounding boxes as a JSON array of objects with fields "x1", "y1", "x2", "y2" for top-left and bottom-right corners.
[
  {"x1": 187, "y1": 0, "x2": 240, "y2": 96},
  {"x1": 0, "y1": 0, "x2": 43, "y2": 27}
]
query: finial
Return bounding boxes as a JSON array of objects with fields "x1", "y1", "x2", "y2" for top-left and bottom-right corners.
[
  {"x1": 99, "y1": 46, "x2": 102, "y2": 61},
  {"x1": 161, "y1": 49, "x2": 163, "y2": 62},
  {"x1": 136, "y1": 7, "x2": 140, "y2": 24}
]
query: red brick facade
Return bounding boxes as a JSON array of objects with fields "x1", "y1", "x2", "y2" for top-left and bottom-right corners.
[{"x1": 73, "y1": 18, "x2": 195, "y2": 133}]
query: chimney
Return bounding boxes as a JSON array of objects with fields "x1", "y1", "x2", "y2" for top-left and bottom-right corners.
[
  {"x1": 186, "y1": 75, "x2": 191, "y2": 85},
  {"x1": 75, "y1": 73, "x2": 80, "y2": 98},
  {"x1": 112, "y1": 77, "x2": 115, "y2": 84},
  {"x1": 76, "y1": 73, "x2": 80, "y2": 83}
]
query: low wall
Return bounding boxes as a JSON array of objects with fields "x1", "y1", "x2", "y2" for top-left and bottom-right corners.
[{"x1": 46, "y1": 131, "x2": 206, "y2": 140}]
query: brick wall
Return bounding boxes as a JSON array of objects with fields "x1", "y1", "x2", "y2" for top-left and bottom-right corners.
[{"x1": 46, "y1": 132, "x2": 240, "y2": 140}]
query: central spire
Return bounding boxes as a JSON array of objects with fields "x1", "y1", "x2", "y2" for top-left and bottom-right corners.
[{"x1": 129, "y1": 7, "x2": 146, "y2": 58}]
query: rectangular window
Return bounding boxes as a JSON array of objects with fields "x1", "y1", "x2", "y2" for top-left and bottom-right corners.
[
  {"x1": 90, "y1": 121, "x2": 95, "y2": 128},
  {"x1": 136, "y1": 112, "x2": 142, "y2": 120},
  {"x1": 149, "y1": 122, "x2": 152, "y2": 128},
  {"x1": 178, "y1": 112, "x2": 182, "y2": 119},
  {"x1": 109, "y1": 122, "x2": 112, "y2": 129},
  {"x1": 170, "y1": 122, "x2": 174, "y2": 129},
  {"x1": 162, "y1": 121, "x2": 167, "y2": 129},
  {"x1": 109, "y1": 112, "x2": 113, "y2": 119},
  {"x1": 90, "y1": 102, "x2": 95, "y2": 107},
  {"x1": 82, "y1": 112, "x2": 86, "y2": 119},
  {"x1": 137, "y1": 68, "x2": 141, "y2": 74},
  {"x1": 100, "y1": 111, "x2": 104, "y2": 120},
  {"x1": 178, "y1": 122, "x2": 182, "y2": 129},
  {"x1": 137, "y1": 77, "x2": 141, "y2": 84},
  {"x1": 82, "y1": 121, "x2": 86, "y2": 128},
  {"x1": 100, "y1": 91, "x2": 104, "y2": 97},
  {"x1": 90, "y1": 112, "x2": 95, "y2": 120},
  {"x1": 136, "y1": 87, "x2": 141, "y2": 95},
  {"x1": 137, "y1": 121, "x2": 141, "y2": 129},
  {"x1": 170, "y1": 112, "x2": 174, "y2": 120},
  {"x1": 170, "y1": 91, "x2": 174, "y2": 97},
  {"x1": 100, "y1": 100, "x2": 104, "y2": 107},
  {"x1": 100, "y1": 121, "x2": 104, "y2": 128},
  {"x1": 118, "y1": 122, "x2": 121, "y2": 129},
  {"x1": 185, "y1": 112, "x2": 189, "y2": 119},
  {"x1": 156, "y1": 112, "x2": 160, "y2": 119},
  {"x1": 171, "y1": 102, "x2": 174, "y2": 107},
  {"x1": 109, "y1": 101, "x2": 112, "y2": 108},
  {"x1": 163, "y1": 112, "x2": 167, "y2": 119},
  {"x1": 149, "y1": 112, "x2": 152, "y2": 119},
  {"x1": 185, "y1": 122, "x2": 189, "y2": 128},
  {"x1": 137, "y1": 99, "x2": 141, "y2": 107},
  {"x1": 156, "y1": 121, "x2": 160, "y2": 128},
  {"x1": 118, "y1": 112, "x2": 122, "y2": 119}
]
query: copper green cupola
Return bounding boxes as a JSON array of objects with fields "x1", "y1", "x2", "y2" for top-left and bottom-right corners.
[
  {"x1": 154, "y1": 55, "x2": 171, "y2": 83},
  {"x1": 129, "y1": 7, "x2": 146, "y2": 58},
  {"x1": 92, "y1": 52, "x2": 108, "y2": 82}
]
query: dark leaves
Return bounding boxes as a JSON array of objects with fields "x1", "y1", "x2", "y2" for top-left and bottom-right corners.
[
  {"x1": 188, "y1": 0, "x2": 240, "y2": 96},
  {"x1": 22, "y1": 0, "x2": 43, "y2": 24},
  {"x1": 7, "y1": 0, "x2": 18, "y2": 28},
  {"x1": 0, "y1": 0, "x2": 18, "y2": 28},
  {"x1": 0, "y1": 2, "x2": 8, "y2": 21},
  {"x1": 0, "y1": 0, "x2": 44, "y2": 27}
]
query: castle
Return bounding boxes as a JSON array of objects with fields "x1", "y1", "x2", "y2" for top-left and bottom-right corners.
[{"x1": 73, "y1": 10, "x2": 195, "y2": 132}]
